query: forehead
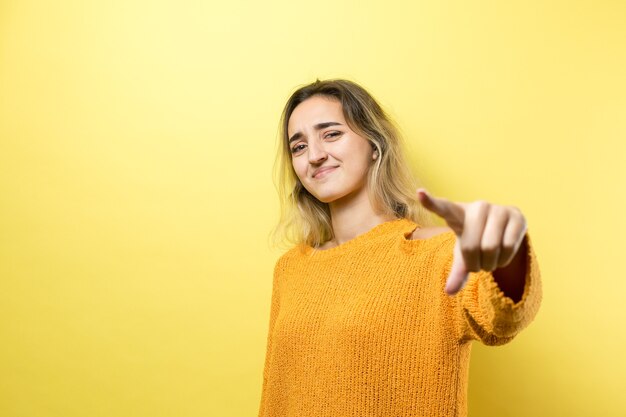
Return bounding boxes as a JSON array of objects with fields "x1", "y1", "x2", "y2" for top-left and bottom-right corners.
[{"x1": 287, "y1": 96, "x2": 344, "y2": 134}]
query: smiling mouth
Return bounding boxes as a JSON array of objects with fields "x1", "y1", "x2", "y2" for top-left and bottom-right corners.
[{"x1": 313, "y1": 167, "x2": 337, "y2": 179}]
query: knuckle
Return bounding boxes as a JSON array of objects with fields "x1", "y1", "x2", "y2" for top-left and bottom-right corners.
[
  {"x1": 482, "y1": 241, "x2": 499, "y2": 253},
  {"x1": 501, "y1": 239, "x2": 517, "y2": 251},
  {"x1": 490, "y1": 204, "x2": 505, "y2": 214},
  {"x1": 476, "y1": 200, "x2": 490, "y2": 210},
  {"x1": 511, "y1": 206, "x2": 526, "y2": 221},
  {"x1": 468, "y1": 201, "x2": 483, "y2": 213}
]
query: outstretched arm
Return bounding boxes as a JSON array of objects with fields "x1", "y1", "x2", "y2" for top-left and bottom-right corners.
[{"x1": 416, "y1": 188, "x2": 542, "y2": 345}]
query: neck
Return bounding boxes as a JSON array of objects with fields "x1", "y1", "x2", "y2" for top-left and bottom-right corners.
[{"x1": 327, "y1": 186, "x2": 398, "y2": 246}]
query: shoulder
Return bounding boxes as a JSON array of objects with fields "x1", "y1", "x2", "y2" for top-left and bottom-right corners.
[
  {"x1": 274, "y1": 243, "x2": 307, "y2": 266},
  {"x1": 408, "y1": 225, "x2": 454, "y2": 241}
]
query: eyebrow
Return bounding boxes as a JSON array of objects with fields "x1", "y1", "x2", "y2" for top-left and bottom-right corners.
[{"x1": 288, "y1": 122, "x2": 343, "y2": 144}]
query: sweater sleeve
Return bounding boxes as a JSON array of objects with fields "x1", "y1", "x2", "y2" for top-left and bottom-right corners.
[
  {"x1": 257, "y1": 256, "x2": 284, "y2": 417},
  {"x1": 452, "y1": 231, "x2": 543, "y2": 346}
]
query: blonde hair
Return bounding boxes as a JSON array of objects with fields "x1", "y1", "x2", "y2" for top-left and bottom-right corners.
[{"x1": 269, "y1": 78, "x2": 435, "y2": 250}]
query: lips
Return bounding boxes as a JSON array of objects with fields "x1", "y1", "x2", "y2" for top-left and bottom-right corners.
[{"x1": 312, "y1": 166, "x2": 337, "y2": 179}]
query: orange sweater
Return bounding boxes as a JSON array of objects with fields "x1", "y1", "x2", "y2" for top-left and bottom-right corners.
[{"x1": 258, "y1": 218, "x2": 542, "y2": 417}]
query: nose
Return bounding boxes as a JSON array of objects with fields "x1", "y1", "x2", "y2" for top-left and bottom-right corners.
[{"x1": 307, "y1": 140, "x2": 328, "y2": 164}]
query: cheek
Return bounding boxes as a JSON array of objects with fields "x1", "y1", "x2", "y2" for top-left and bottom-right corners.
[{"x1": 292, "y1": 160, "x2": 306, "y2": 179}]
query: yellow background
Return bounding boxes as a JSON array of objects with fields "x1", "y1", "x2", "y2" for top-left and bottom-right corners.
[{"x1": 1, "y1": 0, "x2": 624, "y2": 416}]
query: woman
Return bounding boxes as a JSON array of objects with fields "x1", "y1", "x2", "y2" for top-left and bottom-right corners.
[{"x1": 259, "y1": 78, "x2": 542, "y2": 417}]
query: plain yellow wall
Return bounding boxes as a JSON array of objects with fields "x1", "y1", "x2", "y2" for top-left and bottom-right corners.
[{"x1": 1, "y1": 0, "x2": 624, "y2": 416}]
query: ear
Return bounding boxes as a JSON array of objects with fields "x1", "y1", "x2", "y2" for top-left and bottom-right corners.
[{"x1": 371, "y1": 144, "x2": 379, "y2": 159}]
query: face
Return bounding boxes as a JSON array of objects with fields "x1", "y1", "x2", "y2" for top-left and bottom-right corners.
[{"x1": 287, "y1": 95, "x2": 376, "y2": 204}]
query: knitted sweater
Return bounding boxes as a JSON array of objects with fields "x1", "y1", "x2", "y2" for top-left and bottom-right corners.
[{"x1": 258, "y1": 217, "x2": 542, "y2": 417}]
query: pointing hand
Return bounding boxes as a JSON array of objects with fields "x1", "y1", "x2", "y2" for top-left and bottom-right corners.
[{"x1": 416, "y1": 188, "x2": 528, "y2": 296}]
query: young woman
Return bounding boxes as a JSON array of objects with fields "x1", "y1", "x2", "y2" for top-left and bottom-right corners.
[{"x1": 259, "y1": 78, "x2": 542, "y2": 417}]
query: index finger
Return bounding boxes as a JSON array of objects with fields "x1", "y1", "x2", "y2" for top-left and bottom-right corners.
[{"x1": 417, "y1": 188, "x2": 465, "y2": 233}]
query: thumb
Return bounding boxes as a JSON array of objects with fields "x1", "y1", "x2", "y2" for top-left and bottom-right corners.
[{"x1": 446, "y1": 239, "x2": 469, "y2": 296}]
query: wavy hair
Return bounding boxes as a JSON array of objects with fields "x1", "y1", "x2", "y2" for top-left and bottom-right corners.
[{"x1": 269, "y1": 78, "x2": 435, "y2": 250}]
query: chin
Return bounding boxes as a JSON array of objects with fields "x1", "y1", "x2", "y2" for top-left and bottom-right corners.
[
  {"x1": 309, "y1": 188, "x2": 351, "y2": 204},
  {"x1": 303, "y1": 179, "x2": 360, "y2": 204},
  {"x1": 307, "y1": 192, "x2": 335, "y2": 204},
  {"x1": 314, "y1": 195, "x2": 339, "y2": 204}
]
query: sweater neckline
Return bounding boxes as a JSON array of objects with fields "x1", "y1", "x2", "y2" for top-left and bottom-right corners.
[{"x1": 300, "y1": 217, "x2": 418, "y2": 257}]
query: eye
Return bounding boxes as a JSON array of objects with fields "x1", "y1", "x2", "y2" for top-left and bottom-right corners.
[{"x1": 290, "y1": 132, "x2": 341, "y2": 154}]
